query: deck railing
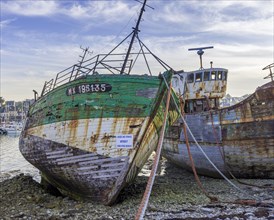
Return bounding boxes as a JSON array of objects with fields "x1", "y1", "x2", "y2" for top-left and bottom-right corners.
[
  {"x1": 38, "y1": 30, "x2": 173, "y2": 99},
  {"x1": 40, "y1": 53, "x2": 134, "y2": 97}
]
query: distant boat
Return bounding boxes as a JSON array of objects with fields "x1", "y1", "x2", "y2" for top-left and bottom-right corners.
[
  {"x1": 0, "y1": 121, "x2": 22, "y2": 135},
  {"x1": 19, "y1": 0, "x2": 178, "y2": 205},
  {"x1": 0, "y1": 128, "x2": 7, "y2": 135},
  {"x1": 163, "y1": 47, "x2": 274, "y2": 179}
]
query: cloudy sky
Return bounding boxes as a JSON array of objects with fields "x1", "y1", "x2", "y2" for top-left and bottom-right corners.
[{"x1": 1, "y1": 0, "x2": 273, "y2": 101}]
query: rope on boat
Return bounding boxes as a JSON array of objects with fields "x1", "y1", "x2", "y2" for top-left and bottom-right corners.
[
  {"x1": 135, "y1": 77, "x2": 173, "y2": 220},
  {"x1": 205, "y1": 96, "x2": 273, "y2": 190},
  {"x1": 173, "y1": 82, "x2": 272, "y2": 204},
  {"x1": 204, "y1": 96, "x2": 226, "y2": 160},
  {"x1": 163, "y1": 78, "x2": 273, "y2": 204},
  {"x1": 161, "y1": 76, "x2": 244, "y2": 193},
  {"x1": 179, "y1": 97, "x2": 218, "y2": 202}
]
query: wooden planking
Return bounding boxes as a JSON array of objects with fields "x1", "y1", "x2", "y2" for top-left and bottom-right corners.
[
  {"x1": 162, "y1": 143, "x2": 228, "y2": 178},
  {"x1": 162, "y1": 81, "x2": 274, "y2": 178},
  {"x1": 179, "y1": 112, "x2": 222, "y2": 143},
  {"x1": 26, "y1": 117, "x2": 149, "y2": 159},
  {"x1": 19, "y1": 134, "x2": 130, "y2": 202},
  {"x1": 45, "y1": 150, "x2": 67, "y2": 155}
]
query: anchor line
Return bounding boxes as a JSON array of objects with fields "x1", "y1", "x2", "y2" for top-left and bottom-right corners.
[
  {"x1": 179, "y1": 97, "x2": 218, "y2": 202},
  {"x1": 161, "y1": 76, "x2": 245, "y2": 194},
  {"x1": 162, "y1": 77, "x2": 270, "y2": 202},
  {"x1": 204, "y1": 97, "x2": 273, "y2": 190},
  {"x1": 135, "y1": 76, "x2": 173, "y2": 220},
  {"x1": 204, "y1": 96, "x2": 226, "y2": 160}
]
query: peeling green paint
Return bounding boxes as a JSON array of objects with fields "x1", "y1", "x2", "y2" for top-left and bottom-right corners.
[{"x1": 28, "y1": 73, "x2": 173, "y2": 128}]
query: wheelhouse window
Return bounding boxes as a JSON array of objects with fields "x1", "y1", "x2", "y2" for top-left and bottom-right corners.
[
  {"x1": 204, "y1": 71, "x2": 210, "y2": 81},
  {"x1": 223, "y1": 71, "x2": 227, "y2": 80},
  {"x1": 187, "y1": 73, "x2": 194, "y2": 83},
  {"x1": 195, "y1": 72, "x2": 202, "y2": 82},
  {"x1": 217, "y1": 71, "x2": 222, "y2": 80},
  {"x1": 211, "y1": 71, "x2": 216, "y2": 80}
]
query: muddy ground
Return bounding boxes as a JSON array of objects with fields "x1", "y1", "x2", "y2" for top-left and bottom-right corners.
[{"x1": 0, "y1": 157, "x2": 273, "y2": 220}]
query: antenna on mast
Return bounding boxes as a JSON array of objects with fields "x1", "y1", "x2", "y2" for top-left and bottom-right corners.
[
  {"x1": 262, "y1": 63, "x2": 274, "y2": 82},
  {"x1": 188, "y1": 46, "x2": 214, "y2": 69},
  {"x1": 79, "y1": 46, "x2": 93, "y2": 63},
  {"x1": 75, "y1": 46, "x2": 93, "y2": 77}
]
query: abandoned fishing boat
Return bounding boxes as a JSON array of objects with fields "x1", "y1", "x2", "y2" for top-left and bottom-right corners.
[
  {"x1": 19, "y1": 0, "x2": 178, "y2": 205},
  {"x1": 163, "y1": 47, "x2": 274, "y2": 179}
]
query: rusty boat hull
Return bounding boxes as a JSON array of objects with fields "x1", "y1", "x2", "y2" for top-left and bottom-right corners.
[
  {"x1": 163, "y1": 81, "x2": 274, "y2": 178},
  {"x1": 20, "y1": 72, "x2": 178, "y2": 205}
]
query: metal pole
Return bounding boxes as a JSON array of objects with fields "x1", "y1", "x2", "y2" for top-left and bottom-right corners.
[{"x1": 120, "y1": 0, "x2": 147, "y2": 74}]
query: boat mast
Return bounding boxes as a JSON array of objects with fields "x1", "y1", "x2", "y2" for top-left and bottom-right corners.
[{"x1": 120, "y1": 0, "x2": 148, "y2": 74}]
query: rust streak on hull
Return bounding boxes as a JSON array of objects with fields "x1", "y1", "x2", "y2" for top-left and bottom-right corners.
[{"x1": 163, "y1": 81, "x2": 274, "y2": 179}]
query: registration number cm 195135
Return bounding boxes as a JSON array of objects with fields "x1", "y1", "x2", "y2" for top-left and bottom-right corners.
[{"x1": 66, "y1": 83, "x2": 112, "y2": 96}]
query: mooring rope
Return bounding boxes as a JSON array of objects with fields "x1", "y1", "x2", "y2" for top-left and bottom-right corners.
[
  {"x1": 163, "y1": 77, "x2": 274, "y2": 205},
  {"x1": 135, "y1": 78, "x2": 173, "y2": 220},
  {"x1": 135, "y1": 72, "x2": 268, "y2": 220},
  {"x1": 161, "y1": 76, "x2": 244, "y2": 193},
  {"x1": 205, "y1": 96, "x2": 273, "y2": 190},
  {"x1": 179, "y1": 97, "x2": 218, "y2": 202},
  {"x1": 176, "y1": 78, "x2": 274, "y2": 206},
  {"x1": 204, "y1": 96, "x2": 226, "y2": 160}
]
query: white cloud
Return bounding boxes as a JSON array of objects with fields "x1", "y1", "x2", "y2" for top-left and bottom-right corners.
[
  {"x1": 0, "y1": 18, "x2": 17, "y2": 28},
  {"x1": 1, "y1": 0, "x2": 273, "y2": 100},
  {"x1": 82, "y1": 1, "x2": 135, "y2": 22},
  {"x1": 64, "y1": 3, "x2": 88, "y2": 19},
  {"x1": 149, "y1": 0, "x2": 273, "y2": 34},
  {"x1": 1, "y1": 1, "x2": 58, "y2": 16},
  {"x1": 1, "y1": 0, "x2": 137, "y2": 24}
]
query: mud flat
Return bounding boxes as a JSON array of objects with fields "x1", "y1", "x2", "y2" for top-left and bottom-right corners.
[{"x1": 0, "y1": 156, "x2": 273, "y2": 220}]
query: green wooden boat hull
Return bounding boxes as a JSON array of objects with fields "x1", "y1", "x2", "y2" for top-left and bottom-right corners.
[{"x1": 19, "y1": 72, "x2": 179, "y2": 204}]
